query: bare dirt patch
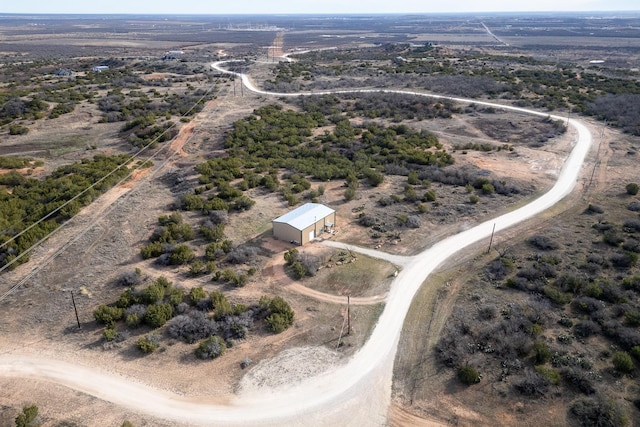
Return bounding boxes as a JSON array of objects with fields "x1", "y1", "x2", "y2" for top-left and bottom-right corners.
[{"x1": 238, "y1": 346, "x2": 341, "y2": 396}]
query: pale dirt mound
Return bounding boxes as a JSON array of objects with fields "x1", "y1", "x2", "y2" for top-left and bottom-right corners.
[{"x1": 238, "y1": 346, "x2": 341, "y2": 396}]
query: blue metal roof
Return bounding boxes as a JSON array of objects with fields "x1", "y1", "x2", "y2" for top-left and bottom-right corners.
[{"x1": 273, "y1": 203, "x2": 335, "y2": 231}]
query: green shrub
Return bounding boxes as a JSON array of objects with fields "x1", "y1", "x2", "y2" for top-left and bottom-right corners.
[
  {"x1": 469, "y1": 194, "x2": 480, "y2": 204},
  {"x1": 543, "y1": 286, "x2": 572, "y2": 305},
  {"x1": 15, "y1": 404, "x2": 38, "y2": 427},
  {"x1": 231, "y1": 195, "x2": 256, "y2": 211},
  {"x1": 585, "y1": 203, "x2": 605, "y2": 214},
  {"x1": 344, "y1": 187, "x2": 356, "y2": 201},
  {"x1": 612, "y1": 351, "x2": 634, "y2": 373},
  {"x1": 182, "y1": 193, "x2": 204, "y2": 210},
  {"x1": 115, "y1": 289, "x2": 137, "y2": 309},
  {"x1": 291, "y1": 261, "x2": 307, "y2": 279},
  {"x1": 189, "y1": 286, "x2": 207, "y2": 305},
  {"x1": 532, "y1": 341, "x2": 552, "y2": 364},
  {"x1": 530, "y1": 324, "x2": 543, "y2": 336},
  {"x1": 93, "y1": 305, "x2": 124, "y2": 326},
  {"x1": 137, "y1": 334, "x2": 160, "y2": 354},
  {"x1": 584, "y1": 282, "x2": 603, "y2": 299},
  {"x1": 284, "y1": 192, "x2": 299, "y2": 206},
  {"x1": 200, "y1": 224, "x2": 225, "y2": 242},
  {"x1": 265, "y1": 296, "x2": 295, "y2": 333},
  {"x1": 141, "y1": 241, "x2": 163, "y2": 259},
  {"x1": 204, "y1": 197, "x2": 229, "y2": 212},
  {"x1": 9, "y1": 124, "x2": 29, "y2": 135},
  {"x1": 126, "y1": 313, "x2": 142, "y2": 328},
  {"x1": 189, "y1": 260, "x2": 206, "y2": 276},
  {"x1": 482, "y1": 183, "x2": 495, "y2": 194},
  {"x1": 626, "y1": 183, "x2": 639, "y2": 195},
  {"x1": 265, "y1": 313, "x2": 290, "y2": 333},
  {"x1": 210, "y1": 291, "x2": 232, "y2": 318},
  {"x1": 195, "y1": 335, "x2": 226, "y2": 359},
  {"x1": 284, "y1": 248, "x2": 299, "y2": 265},
  {"x1": 156, "y1": 276, "x2": 172, "y2": 289},
  {"x1": 206, "y1": 261, "x2": 217, "y2": 273},
  {"x1": 423, "y1": 190, "x2": 437, "y2": 202},
  {"x1": 625, "y1": 310, "x2": 640, "y2": 327},
  {"x1": 234, "y1": 273, "x2": 249, "y2": 287},
  {"x1": 144, "y1": 303, "x2": 173, "y2": 328},
  {"x1": 169, "y1": 244, "x2": 195, "y2": 265},
  {"x1": 221, "y1": 268, "x2": 237, "y2": 283},
  {"x1": 167, "y1": 287, "x2": 185, "y2": 306},
  {"x1": 142, "y1": 283, "x2": 165, "y2": 304},
  {"x1": 364, "y1": 169, "x2": 384, "y2": 186},
  {"x1": 103, "y1": 327, "x2": 117, "y2": 342},
  {"x1": 458, "y1": 364, "x2": 480, "y2": 385},
  {"x1": 535, "y1": 365, "x2": 560, "y2": 385}
]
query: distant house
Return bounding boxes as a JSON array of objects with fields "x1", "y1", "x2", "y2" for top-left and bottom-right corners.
[
  {"x1": 92, "y1": 65, "x2": 109, "y2": 72},
  {"x1": 55, "y1": 68, "x2": 75, "y2": 77},
  {"x1": 272, "y1": 203, "x2": 336, "y2": 245}
]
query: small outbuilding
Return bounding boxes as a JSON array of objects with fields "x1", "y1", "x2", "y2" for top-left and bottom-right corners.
[{"x1": 272, "y1": 203, "x2": 335, "y2": 245}]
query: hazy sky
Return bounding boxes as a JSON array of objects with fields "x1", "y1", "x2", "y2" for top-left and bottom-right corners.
[{"x1": 1, "y1": 0, "x2": 639, "y2": 14}]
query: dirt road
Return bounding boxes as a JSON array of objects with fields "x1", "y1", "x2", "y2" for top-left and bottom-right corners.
[{"x1": 0, "y1": 62, "x2": 593, "y2": 426}]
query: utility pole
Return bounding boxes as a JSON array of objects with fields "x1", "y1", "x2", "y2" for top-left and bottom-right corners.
[
  {"x1": 347, "y1": 295, "x2": 351, "y2": 335},
  {"x1": 487, "y1": 223, "x2": 496, "y2": 254},
  {"x1": 71, "y1": 291, "x2": 81, "y2": 329}
]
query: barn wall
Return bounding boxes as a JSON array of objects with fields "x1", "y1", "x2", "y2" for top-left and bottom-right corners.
[
  {"x1": 273, "y1": 222, "x2": 301, "y2": 244},
  {"x1": 301, "y1": 224, "x2": 315, "y2": 245}
]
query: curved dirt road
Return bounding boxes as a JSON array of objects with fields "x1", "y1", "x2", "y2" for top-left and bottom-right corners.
[{"x1": 0, "y1": 61, "x2": 593, "y2": 426}]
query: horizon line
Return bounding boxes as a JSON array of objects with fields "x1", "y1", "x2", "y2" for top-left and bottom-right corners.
[{"x1": 1, "y1": 10, "x2": 639, "y2": 16}]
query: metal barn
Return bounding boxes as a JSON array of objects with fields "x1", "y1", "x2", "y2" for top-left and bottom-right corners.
[{"x1": 272, "y1": 203, "x2": 335, "y2": 245}]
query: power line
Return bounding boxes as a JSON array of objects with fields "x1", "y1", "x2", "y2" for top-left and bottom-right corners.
[
  {"x1": 0, "y1": 81, "x2": 234, "y2": 302},
  {"x1": 0, "y1": 77, "x2": 222, "y2": 261},
  {"x1": 0, "y1": 75, "x2": 228, "y2": 279}
]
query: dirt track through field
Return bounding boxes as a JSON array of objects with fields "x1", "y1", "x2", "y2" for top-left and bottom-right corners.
[{"x1": 0, "y1": 93, "x2": 225, "y2": 302}]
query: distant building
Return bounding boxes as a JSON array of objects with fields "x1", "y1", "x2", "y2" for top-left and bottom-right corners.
[
  {"x1": 163, "y1": 50, "x2": 185, "y2": 60},
  {"x1": 92, "y1": 65, "x2": 109, "y2": 72},
  {"x1": 272, "y1": 203, "x2": 336, "y2": 245},
  {"x1": 55, "y1": 68, "x2": 75, "y2": 76}
]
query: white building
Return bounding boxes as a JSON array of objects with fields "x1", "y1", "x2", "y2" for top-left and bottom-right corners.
[{"x1": 272, "y1": 203, "x2": 336, "y2": 245}]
